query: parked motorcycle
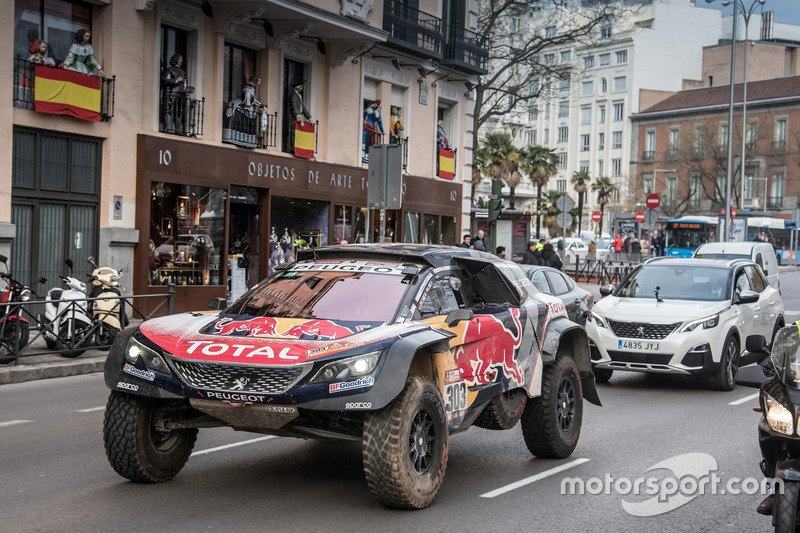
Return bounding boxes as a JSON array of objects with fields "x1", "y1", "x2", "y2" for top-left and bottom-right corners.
[
  {"x1": 737, "y1": 323, "x2": 800, "y2": 532},
  {"x1": 39, "y1": 258, "x2": 93, "y2": 358},
  {"x1": 87, "y1": 256, "x2": 127, "y2": 347},
  {"x1": 0, "y1": 254, "x2": 45, "y2": 363}
]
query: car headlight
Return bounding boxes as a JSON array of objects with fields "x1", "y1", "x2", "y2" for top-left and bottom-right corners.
[
  {"x1": 587, "y1": 311, "x2": 608, "y2": 328},
  {"x1": 680, "y1": 314, "x2": 720, "y2": 332},
  {"x1": 764, "y1": 392, "x2": 794, "y2": 435},
  {"x1": 125, "y1": 336, "x2": 171, "y2": 374},
  {"x1": 307, "y1": 351, "x2": 382, "y2": 384}
]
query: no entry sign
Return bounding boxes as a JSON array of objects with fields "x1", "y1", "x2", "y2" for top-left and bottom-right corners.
[
  {"x1": 645, "y1": 193, "x2": 661, "y2": 209},
  {"x1": 635, "y1": 211, "x2": 645, "y2": 223},
  {"x1": 591, "y1": 211, "x2": 602, "y2": 222}
]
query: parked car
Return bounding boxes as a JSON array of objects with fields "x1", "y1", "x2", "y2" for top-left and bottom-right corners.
[
  {"x1": 560, "y1": 238, "x2": 590, "y2": 264},
  {"x1": 595, "y1": 240, "x2": 613, "y2": 261},
  {"x1": 102, "y1": 244, "x2": 600, "y2": 509},
  {"x1": 586, "y1": 257, "x2": 783, "y2": 390},
  {"x1": 520, "y1": 265, "x2": 594, "y2": 325},
  {"x1": 693, "y1": 241, "x2": 779, "y2": 291}
]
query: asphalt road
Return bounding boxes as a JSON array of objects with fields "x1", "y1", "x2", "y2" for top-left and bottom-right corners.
[{"x1": 1, "y1": 267, "x2": 797, "y2": 532}]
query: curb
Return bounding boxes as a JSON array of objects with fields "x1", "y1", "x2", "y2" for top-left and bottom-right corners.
[{"x1": 0, "y1": 354, "x2": 107, "y2": 386}]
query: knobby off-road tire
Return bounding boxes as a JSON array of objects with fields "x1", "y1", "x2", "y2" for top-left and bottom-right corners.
[
  {"x1": 592, "y1": 367, "x2": 613, "y2": 384},
  {"x1": 474, "y1": 389, "x2": 527, "y2": 430},
  {"x1": 362, "y1": 375, "x2": 448, "y2": 509},
  {"x1": 0, "y1": 319, "x2": 29, "y2": 364},
  {"x1": 710, "y1": 333, "x2": 739, "y2": 391},
  {"x1": 103, "y1": 391, "x2": 198, "y2": 483},
  {"x1": 774, "y1": 479, "x2": 800, "y2": 533},
  {"x1": 521, "y1": 353, "x2": 583, "y2": 459}
]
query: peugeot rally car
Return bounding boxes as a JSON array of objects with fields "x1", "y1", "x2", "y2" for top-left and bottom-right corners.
[{"x1": 103, "y1": 244, "x2": 600, "y2": 509}]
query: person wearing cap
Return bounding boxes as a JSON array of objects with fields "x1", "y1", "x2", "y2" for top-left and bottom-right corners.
[
  {"x1": 362, "y1": 99, "x2": 384, "y2": 163},
  {"x1": 288, "y1": 79, "x2": 312, "y2": 149}
]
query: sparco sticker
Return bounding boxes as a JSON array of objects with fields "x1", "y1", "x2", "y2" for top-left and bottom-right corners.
[{"x1": 116, "y1": 381, "x2": 139, "y2": 392}]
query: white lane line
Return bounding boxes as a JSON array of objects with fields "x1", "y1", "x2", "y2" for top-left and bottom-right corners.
[
  {"x1": 729, "y1": 392, "x2": 760, "y2": 406},
  {"x1": 785, "y1": 310, "x2": 800, "y2": 315},
  {"x1": 480, "y1": 457, "x2": 591, "y2": 498},
  {"x1": 76, "y1": 406, "x2": 106, "y2": 413},
  {"x1": 194, "y1": 436, "x2": 275, "y2": 456},
  {"x1": 0, "y1": 420, "x2": 33, "y2": 428}
]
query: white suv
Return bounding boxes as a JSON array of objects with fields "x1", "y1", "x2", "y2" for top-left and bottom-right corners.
[{"x1": 586, "y1": 257, "x2": 784, "y2": 390}]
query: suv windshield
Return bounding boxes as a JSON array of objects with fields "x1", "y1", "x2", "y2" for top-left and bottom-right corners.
[
  {"x1": 616, "y1": 265, "x2": 730, "y2": 301},
  {"x1": 227, "y1": 261, "x2": 412, "y2": 323}
]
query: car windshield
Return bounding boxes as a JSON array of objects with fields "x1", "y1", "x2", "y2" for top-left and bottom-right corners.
[
  {"x1": 227, "y1": 261, "x2": 412, "y2": 323},
  {"x1": 615, "y1": 264, "x2": 730, "y2": 301},
  {"x1": 596, "y1": 241, "x2": 612, "y2": 250}
]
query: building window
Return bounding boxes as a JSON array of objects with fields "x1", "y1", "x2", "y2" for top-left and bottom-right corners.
[
  {"x1": 14, "y1": 0, "x2": 93, "y2": 64},
  {"x1": 561, "y1": 50, "x2": 571, "y2": 63},
  {"x1": 558, "y1": 127, "x2": 569, "y2": 142},
  {"x1": 612, "y1": 131, "x2": 623, "y2": 149},
  {"x1": 510, "y1": 9, "x2": 521, "y2": 32},
  {"x1": 598, "y1": 133, "x2": 605, "y2": 150},
  {"x1": 597, "y1": 159, "x2": 604, "y2": 177},
  {"x1": 580, "y1": 161, "x2": 590, "y2": 173},
  {"x1": 616, "y1": 50, "x2": 628, "y2": 63},
  {"x1": 581, "y1": 134, "x2": 590, "y2": 151},
  {"x1": 693, "y1": 124, "x2": 706, "y2": 156},
  {"x1": 643, "y1": 176, "x2": 654, "y2": 195},
  {"x1": 598, "y1": 105, "x2": 606, "y2": 124},
  {"x1": 581, "y1": 81, "x2": 594, "y2": 96},
  {"x1": 584, "y1": 56, "x2": 595, "y2": 69},
  {"x1": 667, "y1": 176, "x2": 677, "y2": 203},
  {"x1": 747, "y1": 120, "x2": 758, "y2": 149},
  {"x1": 580, "y1": 106, "x2": 591, "y2": 124},
  {"x1": 557, "y1": 179, "x2": 567, "y2": 192},
  {"x1": 643, "y1": 130, "x2": 655, "y2": 160},
  {"x1": 600, "y1": 26, "x2": 612, "y2": 39},
  {"x1": 691, "y1": 175, "x2": 702, "y2": 207},
  {"x1": 558, "y1": 101, "x2": 569, "y2": 118},
  {"x1": 599, "y1": 53, "x2": 611, "y2": 66},
  {"x1": 546, "y1": 26, "x2": 557, "y2": 38},
  {"x1": 559, "y1": 153, "x2": 568, "y2": 169},
  {"x1": 775, "y1": 118, "x2": 787, "y2": 150},
  {"x1": 543, "y1": 128, "x2": 549, "y2": 146},
  {"x1": 529, "y1": 107, "x2": 539, "y2": 121},
  {"x1": 613, "y1": 102, "x2": 624, "y2": 121},
  {"x1": 612, "y1": 158, "x2": 621, "y2": 176},
  {"x1": 613, "y1": 76, "x2": 626, "y2": 92},
  {"x1": 719, "y1": 122, "x2": 729, "y2": 150},
  {"x1": 559, "y1": 77, "x2": 570, "y2": 94},
  {"x1": 668, "y1": 127, "x2": 680, "y2": 158},
  {"x1": 717, "y1": 175, "x2": 727, "y2": 202},
  {"x1": 770, "y1": 171, "x2": 785, "y2": 208},
  {"x1": 544, "y1": 53, "x2": 555, "y2": 65},
  {"x1": 527, "y1": 130, "x2": 537, "y2": 145}
]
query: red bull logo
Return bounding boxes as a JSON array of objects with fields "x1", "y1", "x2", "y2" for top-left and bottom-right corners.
[
  {"x1": 280, "y1": 320, "x2": 355, "y2": 340},
  {"x1": 453, "y1": 308, "x2": 525, "y2": 386},
  {"x1": 211, "y1": 317, "x2": 279, "y2": 336},
  {"x1": 210, "y1": 316, "x2": 354, "y2": 340}
]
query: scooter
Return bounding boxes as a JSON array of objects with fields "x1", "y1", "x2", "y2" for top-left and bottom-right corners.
[
  {"x1": 737, "y1": 323, "x2": 800, "y2": 532},
  {"x1": 87, "y1": 256, "x2": 127, "y2": 347},
  {"x1": 39, "y1": 258, "x2": 93, "y2": 358},
  {"x1": 0, "y1": 254, "x2": 45, "y2": 363}
]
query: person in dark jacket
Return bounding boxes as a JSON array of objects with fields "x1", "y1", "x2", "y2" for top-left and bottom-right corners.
[
  {"x1": 522, "y1": 241, "x2": 540, "y2": 265},
  {"x1": 541, "y1": 242, "x2": 563, "y2": 270},
  {"x1": 457, "y1": 234, "x2": 471, "y2": 248}
]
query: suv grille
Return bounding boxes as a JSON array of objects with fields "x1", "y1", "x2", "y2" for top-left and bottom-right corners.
[
  {"x1": 607, "y1": 320, "x2": 679, "y2": 340},
  {"x1": 170, "y1": 359, "x2": 303, "y2": 394}
]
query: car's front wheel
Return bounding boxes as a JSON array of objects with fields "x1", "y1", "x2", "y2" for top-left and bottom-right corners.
[
  {"x1": 710, "y1": 333, "x2": 739, "y2": 391},
  {"x1": 362, "y1": 375, "x2": 448, "y2": 509},
  {"x1": 103, "y1": 391, "x2": 198, "y2": 483},
  {"x1": 521, "y1": 353, "x2": 583, "y2": 459}
]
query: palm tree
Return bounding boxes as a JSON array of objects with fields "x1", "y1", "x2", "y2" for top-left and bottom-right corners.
[
  {"x1": 475, "y1": 132, "x2": 522, "y2": 208},
  {"x1": 520, "y1": 145, "x2": 559, "y2": 238},
  {"x1": 591, "y1": 176, "x2": 617, "y2": 238},
  {"x1": 542, "y1": 190, "x2": 577, "y2": 237},
  {"x1": 571, "y1": 170, "x2": 591, "y2": 234}
]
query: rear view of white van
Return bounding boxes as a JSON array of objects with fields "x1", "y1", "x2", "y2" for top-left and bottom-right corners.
[{"x1": 694, "y1": 242, "x2": 779, "y2": 291}]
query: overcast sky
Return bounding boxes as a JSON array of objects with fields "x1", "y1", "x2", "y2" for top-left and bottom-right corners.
[{"x1": 701, "y1": 0, "x2": 800, "y2": 26}]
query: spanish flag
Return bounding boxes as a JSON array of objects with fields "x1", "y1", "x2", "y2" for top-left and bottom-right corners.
[
  {"x1": 438, "y1": 148, "x2": 455, "y2": 180},
  {"x1": 294, "y1": 121, "x2": 315, "y2": 159},
  {"x1": 34, "y1": 65, "x2": 101, "y2": 122}
]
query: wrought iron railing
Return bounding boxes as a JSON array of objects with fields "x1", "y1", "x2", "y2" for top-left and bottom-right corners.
[
  {"x1": 641, "y1": 150, "x2": 655, "y2": 161},
  {"x1": 159, "y1": 87, "x2": 205, "y2": 138},
  {"x1": 767, "y1": 196, "x2": 784, "y2": 209},
  {"x1": 222, "y1": 107, "x2": 277, "y2": 149},
  {"x1": 771, "y1": 141, "x2": 787, "y2": 152},
  {"x1": 443, "y1": 25, "x2": 488, "y2": 74},
  {"x1": 383, "y1": 1, "x2": 444, "y2": 58}
]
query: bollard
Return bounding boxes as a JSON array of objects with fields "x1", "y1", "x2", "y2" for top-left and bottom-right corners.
[{"x1": 167, "y1": 283, "x2": 176, "y2": 315}]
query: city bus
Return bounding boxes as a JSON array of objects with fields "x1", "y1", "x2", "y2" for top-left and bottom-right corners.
[
  {"x1": 664, "y1": 216, "x2": 718, "y2": 258},
  {"x1": 743, "y1": 216, "x2": 795, "y2": 264}
]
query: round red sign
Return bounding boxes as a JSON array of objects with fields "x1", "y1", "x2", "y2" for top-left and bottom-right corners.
[
  {"x1": 635, "y1": 211, "x2": 645, "y2": 223},
  {"x1": 645, "y1": 193, "x2": 661, "y2": 209},
  {"x1": 591, "y1": 211, "x2": 602, "y2": 222}
]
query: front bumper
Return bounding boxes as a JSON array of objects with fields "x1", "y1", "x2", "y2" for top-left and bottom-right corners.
[{"x1": 586, "y1": 319, "x2": 723, "y2": 379}]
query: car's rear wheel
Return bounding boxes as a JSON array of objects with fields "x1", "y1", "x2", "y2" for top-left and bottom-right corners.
[
  {"x1": 362, "y1": 375, "x2": 448, "y2": 509},
  {"x1": 710, "y1": 333, "x2": 739, "y2": 391},
  {"x1": 474, "y1": 389, "x2": 527, "y2": 430},
  {"x1": 592, "y1": 366, "x2": 613, "y2": 383},
  {"x1": 521, "y1": 353, "x2": 583, "y2": 459},
  {"x1": 103, "y1": 391, "x2": 198, "y2": 483}
]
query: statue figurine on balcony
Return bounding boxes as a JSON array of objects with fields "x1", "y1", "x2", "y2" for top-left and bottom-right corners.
[
  {"x1": 362, "y1": 99, "x2": 384, "y2": 163},
  {"x1": 223, "y1": 74, "x2": 265, "y2": 148},
  {"x1": 389, "y1": 106, "x2": 404, "y2": 145},
  {"x1": 28, "y1": 40, "x2": 55, "y2": 67},
  {"x1": 61, "y1": 29, "x2": 104, "y2": 76},
  {"x1": 437, "y1": 120, "x2": 450, "y2": 150},
  {"x1": 161, "y1": 53, "x2": 193, "y2": 134}
]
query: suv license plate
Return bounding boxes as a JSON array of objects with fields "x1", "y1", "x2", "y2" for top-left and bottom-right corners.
[{"x1": 618, "y1": 340, "x2": 660, "y2": 351}]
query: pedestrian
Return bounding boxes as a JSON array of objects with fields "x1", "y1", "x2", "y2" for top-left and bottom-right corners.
[
  {"x1": 541, "y1": 242, "x2": 563, "y2": 270},
  {"x1": 625, "y1": 234, "x2": 634, "y2": 255},
  {"x1": 655, "y1": 234, "x2": 665, "y2": 256},
  {"x1": 472, "y1": 229, "x2": 487, "y2": 251},
  {"x1": 613, "y1": 234, "x2": 624, "y2": 259},
  {"x1": 588, "y1": 239, "x2": 597, "y2": 260},
  {"x1": 496, "y1": 246, "x2": 506, "y2": 259},
  {"x1": 556, "y1": 237, "x2": 564, "y2": 254},
  {"x1": 536, "y1": 238, "x2": 546, "y2": 252},
  {"x1": 631, "y1": 237, "x2": 641, "y2": 260},
  {"x1": 522, "y1": 241, "x2": 539, "y2": 265},
  {"x1": 457, "y1": 234, "x2": 471, "y2": 248},
  {"x1": 641, "y1": 236, "x2": 650, "y2": 257}
]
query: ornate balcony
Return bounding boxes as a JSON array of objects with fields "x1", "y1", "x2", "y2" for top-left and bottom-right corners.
[
  {"x1": 641, "y1": 150, "x2": 655, "y2": 161},
  {"x1": 767, "y1": 196, "x2": 784, "y2": 209},
  {"x1": 443, "y1": 26, "x2": 488, "y2": 75},
  {"x1": 382, "y1": 1, "x2": 444, "y2": 60},
  {"x1": 159, "y1": 87, "x2": 204, "y2": 138}
]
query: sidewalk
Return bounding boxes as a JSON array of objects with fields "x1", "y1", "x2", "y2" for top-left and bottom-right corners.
[{"x1": 0, "y1": 335, "x2": 108, "y2": 385}]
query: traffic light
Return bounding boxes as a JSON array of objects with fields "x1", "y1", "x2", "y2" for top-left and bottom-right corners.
[{"x1": 488, "y1": 179, "x2": 503, "y2": 223}]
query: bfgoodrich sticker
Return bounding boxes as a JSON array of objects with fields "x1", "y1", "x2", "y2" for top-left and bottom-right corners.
[{"x1": 329, "y1": 377, "x2": 374, "y2": 393}]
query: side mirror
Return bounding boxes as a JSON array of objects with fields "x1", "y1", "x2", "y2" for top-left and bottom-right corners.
[
  {"x1": 599, "y1": 284, "x2": 615, "y2": 297},
  {"x1": 745, "y1": 335, "x2": 770, "y2": 356},
  {"x1": 38, "y1": 277, "x2": 47, "y2": 286},
  {"x1": 208, "y1": 297, "x2": 227, "y2": 311},
  {"x1": 736, "y1": 289, "x2": 759, "y2": 304},
  {"x1": 445, "y1": 309, "x2": 474, "y2": 327},
  {"x1": 735, "y1": 364, "x2": 769, "y2": 388}
]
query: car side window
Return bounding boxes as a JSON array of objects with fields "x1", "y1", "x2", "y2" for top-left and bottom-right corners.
[
  {"x1": 734, "y1": 269, "x2": 751, "y2": 294},
  {"x1": 545, "y1": 271, "x2": 570, "y2": 295},
  {"x1": 755, "y1": 253, "x2": 764, "y2": 269},
  {"x1": 745, "y1": 266, "x2": 767, "y2": 293},
  {"x1": 530, "y1": 271, "x2": 551, "y2": 294},
  {"x1": 418, "y1": 277, "x2": 461, "y2": 318}
]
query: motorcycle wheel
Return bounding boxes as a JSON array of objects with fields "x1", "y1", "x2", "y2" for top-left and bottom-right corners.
[
  {"x1": 775, "y1": 480, "x2": 800, "y2": 532},
  {"x1": 95, "y1": 323, "x2": 120, "y2": 351},
  {"x1": 56, "y1": 319, "x2": 90, "y2": 358},
  {"x1": 0, "y1": 319, "x2": 30, "y2": 364}
]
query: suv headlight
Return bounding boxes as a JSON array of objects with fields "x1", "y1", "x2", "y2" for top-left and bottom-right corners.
[
  {"x1": 680, "y1": 314, "x2": 719, "y2": 332},
  {"x1": 125, "y1": 336, "x2": 171, "y2": 374},
  {"x1": 307, "y1": 351, "x2": 382, "y2": 384},
  {"x1": 587, "y1": 311, "x2": 608, "y2": 328}
]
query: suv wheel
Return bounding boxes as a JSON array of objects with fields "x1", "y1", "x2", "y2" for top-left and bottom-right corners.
[
  {"x1": 521, "y1": 353, "x2": 583, "y2": 459},
  {"x1": 710, "y1": 333, "x2": 739, "y2": 391},
  {"x1": 362, "y1": 375, "x2": 447, "y2": 509}
]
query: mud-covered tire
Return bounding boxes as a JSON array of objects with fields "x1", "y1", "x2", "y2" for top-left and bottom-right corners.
[
  {"x1": 0, "y1": 319, "x2": 29, "y2": 363},
  {"x1": 362, "y1": 375, "x2": 448, "y2": 509},
  {"x1": 592, "y1": 367, "x2": 613, "y2": 383},
  {"x1": 774, "y1": 479, "x2": 800, "y2": 532},
  {"x1": 521, "y1": 353, "x2": 583, "y2": 459},
  {"x1": 710, "y1": 333, "x2": 738, "y2": 391},
  {"x1": 474, "y1": 389, "x2": 527, "y2": 430},
  {"x1": 56, "y1": 319, "x2": 90, "y2": 358},
  {"x1": 103, "y1": 391, "x2": 198, "y2": 483}
]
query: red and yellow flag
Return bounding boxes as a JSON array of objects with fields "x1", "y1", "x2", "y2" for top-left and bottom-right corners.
[
  {"x1": 34, "y1": 65, "x2": 101, "y2": 122},
  {"x1": 294, "y1": 121, "x2": 315, "y2": 159},
  {"x1": 438, "y1": 148, "x2": 455, "y2": 179}
]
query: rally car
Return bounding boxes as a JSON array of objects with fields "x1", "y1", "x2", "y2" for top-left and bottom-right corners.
[{"x1": 102, "y1": 244, "x2": 600, "y2": 509}]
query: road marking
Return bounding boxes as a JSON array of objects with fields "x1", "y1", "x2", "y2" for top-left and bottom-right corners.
[
  {"x1": 76, "y1": 406, "x2": 106, "y2": 413},
  {"x1": 194, "y1": 436, "x2": 275, "y2": 456},
  {"x1": 785, "y1": 310, "x2": 800, "y2": 315},
  {"x1": 0, "y1": 420, "x2": 33, "y2": 428},
  {"x1": 480, "y1": 457, "x2": 591, "y2": 498},
  {"x1": 729, "y1": 392, "x2": 760, "y2": 406}
]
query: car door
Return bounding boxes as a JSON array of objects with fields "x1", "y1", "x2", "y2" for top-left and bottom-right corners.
[
  {"x1": 544, "y1": 270, "x2": 578, "y2": 322},
  {"x1": 732, "y1": 266, "x2": 758, "y2": 340},
  {"x1": 745, "y1": 265, "x2": 779, "y2": 339}
]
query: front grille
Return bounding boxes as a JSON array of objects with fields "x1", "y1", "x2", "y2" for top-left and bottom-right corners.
[
  {"x1": 607, "y1": 351, "x2": 674, "y2": 365},
  {"x1": 608, "y1": 320, "x2": 679, "y2": 340},
  {"x1": 170, "y1": 359, "x2": 304, "y2": 394}
]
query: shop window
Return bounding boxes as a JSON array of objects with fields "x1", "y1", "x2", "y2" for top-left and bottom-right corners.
[
  {"x1": 14, "y1": 0, "x2": 93, "y2": 65},
  {"x1": 268, "y1": 197, "x2": 329, "y2": 273},
  {"x1": 333, "y1": 205, "x2": 354, "y2": 243},
  {"x1": 422, "y1": 214, "x2": 439, "y2": 244},
  {"x1": 149, "y1": 182, "x2": 225, "y2": 287},
  {"x1": 371, "y1": 209, "x2": 397, "y2": 242},
  {"x1": 440, "y1": 216, "x2": 457, "y2": 246},
  {"x1": 404, "y1": 212, "x2": 420, "y2": 243}
]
